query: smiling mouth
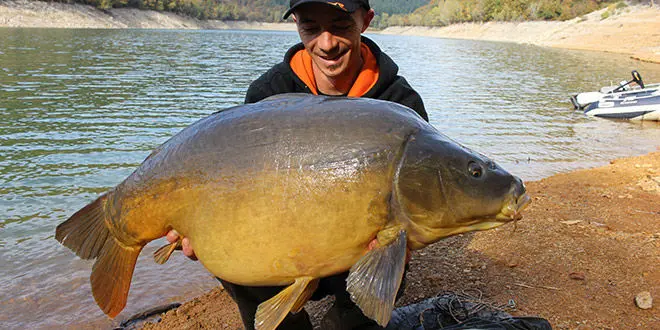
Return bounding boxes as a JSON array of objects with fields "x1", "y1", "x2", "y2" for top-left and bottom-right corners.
[{"x1": 319, "y1": 50, "x2": 347, "y2": 64}]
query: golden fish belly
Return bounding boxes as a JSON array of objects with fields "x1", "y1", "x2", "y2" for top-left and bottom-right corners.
[{"x1": 158, "y1": 168, "x2": 393, "y2": 286}]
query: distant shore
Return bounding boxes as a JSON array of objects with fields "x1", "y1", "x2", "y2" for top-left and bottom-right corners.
[
  {"x1": 1, "y1": 1, "x2": 658, "y2": 62},
  {"x1": 379, "y1": 4, "x2": 660, "y2": 64},
  {"x1": 0, "y1": 0, "x2": 297, "y2": 31}
]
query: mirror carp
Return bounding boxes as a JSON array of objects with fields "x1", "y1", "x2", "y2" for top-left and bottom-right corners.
[{"x1": 56, "y1": 94, "x2": 530, "y2": 329}]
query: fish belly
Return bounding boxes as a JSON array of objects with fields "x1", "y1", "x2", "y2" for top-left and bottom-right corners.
[{"x1": 169, "y1": 170, "x2": 391, "y2": 286}]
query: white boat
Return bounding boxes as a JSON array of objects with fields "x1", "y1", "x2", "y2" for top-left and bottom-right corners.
[{"x1": 570, "y1": 70, "x2": 660, "y2": 121}]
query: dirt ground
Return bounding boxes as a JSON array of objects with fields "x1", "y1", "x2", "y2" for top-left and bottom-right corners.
[{"x1": 132, "y1": 151, "x2": 659, "y2": 330}]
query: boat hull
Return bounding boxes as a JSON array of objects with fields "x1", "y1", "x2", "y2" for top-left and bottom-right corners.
[
  {"x1": 584, "y1": 95, "x2": 660, "y2": 121},
  {"x1": 578, "y1": 83, "x2": 660, "y2": 121}
]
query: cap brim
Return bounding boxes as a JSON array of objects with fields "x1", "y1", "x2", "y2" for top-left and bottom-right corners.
[
  {"x1": 282, "y1": 7, "x2": 296, "y2": 19},
  {"x1": 282, "y1": 0, "x2": 359, "y2": 20}
]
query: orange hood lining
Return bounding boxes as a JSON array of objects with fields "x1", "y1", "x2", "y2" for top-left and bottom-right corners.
[{"x1": 289, "y1": 43, "x2": 379, "y2": 97}]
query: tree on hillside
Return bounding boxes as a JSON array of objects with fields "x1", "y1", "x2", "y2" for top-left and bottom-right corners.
[
  {"x1": 370, "y1": 0, "x2": 429, "y2": 15},
  {"x1": 373, "y1": 0, "x2": 623, "y2": 27}
]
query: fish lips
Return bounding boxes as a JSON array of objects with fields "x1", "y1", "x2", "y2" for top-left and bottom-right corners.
[
  {"x1": 457, "y1": 192, "x2": 530, "y2": 231},
  {"x1": 496, "y1": 192, "x2": 531, "y2": 222}
]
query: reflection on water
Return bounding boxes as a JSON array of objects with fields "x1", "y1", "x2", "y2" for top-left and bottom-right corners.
[{"x1": 0, "y1": 28, "x2": 658, "y2": 328}]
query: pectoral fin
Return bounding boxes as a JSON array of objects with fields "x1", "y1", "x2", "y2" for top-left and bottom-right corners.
[
  {"x1": 346, "y1": 230, "x2": 407, "y2": 327},
  {"x1": 153, "y1": 239, "x2": 181, "y2": 265},
  {"x1": 254, "y1": 276, "x2": 318, "y2": 330}
]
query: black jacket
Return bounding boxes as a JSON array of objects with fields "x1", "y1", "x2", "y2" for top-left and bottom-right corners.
[{"x1": 244, "y1": 36, "x2": 428, "y2": 122}]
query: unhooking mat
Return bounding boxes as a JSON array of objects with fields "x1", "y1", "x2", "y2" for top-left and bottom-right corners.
[{"x1": 385, "y1": 292, "x2": 552, "y2": 330}]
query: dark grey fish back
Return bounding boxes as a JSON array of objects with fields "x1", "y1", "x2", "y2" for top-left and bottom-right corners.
[{"x1": 134, "y1": 94, "x2": 429, "y2": 183}]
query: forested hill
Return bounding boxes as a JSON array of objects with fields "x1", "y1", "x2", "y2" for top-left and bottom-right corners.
[
  {"x1": 370, "y1": 0, "x2": 429, "y2": 14},
  {"x1": 45, "y1": 0, "x2": 427, "y2": 21},
  {"x1": 43, "y1": 0, "x2": 641, "y2": 26},
  {"x1": 374, "y1": 0, "x2": 645, "y2": 27}
]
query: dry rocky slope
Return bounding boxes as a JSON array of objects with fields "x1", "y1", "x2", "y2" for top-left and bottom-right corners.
[
  {"x1": 0, "y1": 0, "x2": 296, "y2": 30},
  {"x1": 380, "y1": 5, "x2": 660, "y2": 64}
]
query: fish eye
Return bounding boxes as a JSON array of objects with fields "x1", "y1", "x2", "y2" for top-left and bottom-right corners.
[{"x1": 467, "y1": 161, "x2": 483, "y2": 178}]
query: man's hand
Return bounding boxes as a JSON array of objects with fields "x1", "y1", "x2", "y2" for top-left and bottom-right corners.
[{"x1": 166, "y1": 230, "x2": 197, "y2": 261}]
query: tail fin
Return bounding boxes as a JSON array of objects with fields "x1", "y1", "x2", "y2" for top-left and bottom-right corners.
[
  {"x1": 91, "y1": 235, "x2": 142, "y2": 317},
  {"x1": 55, "y1": 193, "x2": 142, "y2": 318},
  {"x1": 56, "y1": 193, "x2": 110, "y2": 260}
]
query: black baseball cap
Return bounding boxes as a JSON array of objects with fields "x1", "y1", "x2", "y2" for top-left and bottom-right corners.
[{"x1": 283, "y1": 0, "x2": 370, "y2": 19}]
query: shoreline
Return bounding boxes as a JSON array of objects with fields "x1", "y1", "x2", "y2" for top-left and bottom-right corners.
[
  {"x1": 378, "y1": 4, "x2": 660, "y2": 64},
  {"x1": 0, "y1": 0, "x2": 298, "y2": 31},
  {"x1": 1, "y1": 1, "x2": 659, "y2": 63}
]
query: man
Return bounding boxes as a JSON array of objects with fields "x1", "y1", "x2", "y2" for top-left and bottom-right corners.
[
  {"x1": 167, "y1": 1, "x2": 428, "y2": 328},
  {"x1": 243, "y1": 0, "x2": 427, "y2": 117}
]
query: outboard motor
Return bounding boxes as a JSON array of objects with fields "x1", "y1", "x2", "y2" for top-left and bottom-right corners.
[
  {"x1": 632, "y1": 70, "x2": 645, "y2": 89},
  {"x1": 612, "y1": 70, "x2": 645, "y2": 93}
]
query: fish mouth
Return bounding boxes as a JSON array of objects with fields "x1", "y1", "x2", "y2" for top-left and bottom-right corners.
[
  {"x1": 496, "y1": 192, "x2": 531, "y2": 222},
  {"x1": 462, "y1": 192, "x2": 531, "y2": 231},
  {"x1": 462, "y1": 192, "x2": 530, "y2": 233}
]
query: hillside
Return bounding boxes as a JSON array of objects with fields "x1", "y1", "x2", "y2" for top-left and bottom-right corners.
[
  {"x1": 0, "y1": 0, "x2": 296, "y2": 29},
  {"x1": 2, "y1": 1, "x2": 657, "y2": 63},
  {"x1": 376, "y1": 0, "x2": 631, "y2": 27},
  {"x1": 22, "y1": 0, "x2": 427, "y2": 22},
  {"x1": 18, "y1": 0, "x2": 641, "y2": 25},
  {"x1": 380, "y1": 4, "x2": 660, "y2": 64}
]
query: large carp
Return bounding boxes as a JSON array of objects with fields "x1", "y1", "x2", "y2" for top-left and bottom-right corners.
[{"x1": 56, "y1": 94, "x2": 529, "y2": 329}]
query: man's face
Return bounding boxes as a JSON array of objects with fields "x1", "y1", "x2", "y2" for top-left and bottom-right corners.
[{"x1": 294, "y1": 4, "x2": 374, "y2": 81}]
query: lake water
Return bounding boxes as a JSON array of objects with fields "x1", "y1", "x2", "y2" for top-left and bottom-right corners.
[{"x1": 1, "y1": 28, "x2": 659, "y2": 328}]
